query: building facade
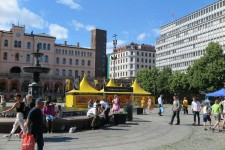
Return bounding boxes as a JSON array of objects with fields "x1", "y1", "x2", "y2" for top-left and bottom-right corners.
[
  {"x1": 91, "y1": 29, "x2": 107, "y2": 78},
  {"x1": 0, "y1": 24, "x2": 96, "y2": 101},
  {"x1": 108, "y1": 42, "x2": 156, "y2": 79},
  {"x1": 156, "y1": 0, "x2": 225, "y2": 72}
]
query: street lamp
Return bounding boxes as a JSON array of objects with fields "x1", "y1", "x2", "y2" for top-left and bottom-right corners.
[{"x1": 111, "y1": 34, "x2": 117, "y2": 81}]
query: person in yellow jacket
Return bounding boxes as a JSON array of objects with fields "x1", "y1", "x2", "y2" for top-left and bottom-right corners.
[
  {"x1": 182, "y1": 97, "x2": 189, "y2": 115},
  {"x1": 141, "y1": 97, "x2": 146, "y2": 114}
]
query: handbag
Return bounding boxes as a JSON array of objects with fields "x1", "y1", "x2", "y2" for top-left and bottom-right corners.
[
  {"x1": 160, "y1": 106, "x2": 164, "y2": 113},
  {"x1": 22, "y1": 134, "x2": 35, "y2": 150}
]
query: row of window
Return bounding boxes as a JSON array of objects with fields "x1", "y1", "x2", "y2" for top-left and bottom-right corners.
[
  {"x1": 55, "y1": 69, "x2": 91, "y2": 77},
  {"x1": 110, "y1": 57, "x2": 155, "y2": 65},
  {"x1": 3, "y1": 52, "x2": 49, "y2": 63},
  {"x1": 113, "y1": 71, "x2": 134, "y2": 78},
  {"x1": 4, "y1": 40, "x2": 51, "y2": 50},
  {"x1": 111, "y1": 64, "x2": 153, "y2": 71},
  {"x1": 159, "y1": 10, "x2": 223, "y2": 43},
  {"x1": 114, "y1": 51, "x2": 155, "y2": 58},
  {"x1": 56, "y1": 58, "x2": 91, "y2": 66},
  {"x1": 163, "y1": 0, "x2": 225, "y2": 29},
  {"x1": 55, "y1": 49, "x2": 92, "y2": 56}
]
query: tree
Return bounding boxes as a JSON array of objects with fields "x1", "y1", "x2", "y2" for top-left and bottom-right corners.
[
  {"x1": 156, "y1": 67, "x2": 172, "y2": 95},
  {"x1": 187, "y1": 42, "x2": 225, "y2": 93}
]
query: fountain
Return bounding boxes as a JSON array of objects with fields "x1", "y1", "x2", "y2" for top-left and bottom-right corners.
[{"x1": 23, "y1": 44, "x2": 50, "y2": 99}]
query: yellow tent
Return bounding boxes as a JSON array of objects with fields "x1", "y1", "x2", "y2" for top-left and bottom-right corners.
[
  {"x1": 131, "y1": 79, "x2": 155, "y2": 107},
  {"x1": 65, "y1": 74, "x2": 102, "y2": 108}
]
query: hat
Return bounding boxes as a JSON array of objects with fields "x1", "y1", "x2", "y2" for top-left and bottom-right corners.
[
  {"x1": 35, "y1": 97, "x2": 44, "y2": 102},
  {"x1": 14, "y1": 93, "x2": 21, "y2": 97}
]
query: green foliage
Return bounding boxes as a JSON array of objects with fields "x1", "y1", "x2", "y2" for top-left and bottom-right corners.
[{"x1": 156, "y1": 67, "x2": 172, "y2": 94}]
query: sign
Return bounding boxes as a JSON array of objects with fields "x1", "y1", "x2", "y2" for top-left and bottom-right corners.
[{"x1": 104, "y1": 86, "x2": 133, "y2": 92}]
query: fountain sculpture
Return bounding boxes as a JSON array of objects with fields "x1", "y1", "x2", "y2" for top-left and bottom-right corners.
[{"x1": 23, "y1": 44, "x2": 50, "y2": 99}]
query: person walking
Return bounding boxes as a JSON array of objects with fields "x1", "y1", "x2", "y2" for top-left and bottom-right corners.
[
  {"x1": 182, "y1": 97, "x2": 188, "y2": 114},
  {"x1": 169, "y1": 96, "x2": 181, "y2": 125},
  {"x1": 147, "y1": 96, "x2": 152, "y2": 114},
  {"x1": 202, "y1": 102, "x2": 212, "y2": 130},
  {"x1": 158, "y1": 95, "x2": 164, "y2": 116},
  {"x1": 26, "y1": 97, "x2": 45, "y2": 150},
  {"x1": 211, "y1": 98, "x2": 222, "y2": 132},
  {"x1": 1, "y1": 93, "x2": 26, "y2": 140},
  {"x1": 191, "y1": 96, "x2": 201, "y2": 126}
]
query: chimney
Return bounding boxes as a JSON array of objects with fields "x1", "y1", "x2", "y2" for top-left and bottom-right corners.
[
  {"x1": 64, "y1": 41, "x2": 67, "y2": 46},
  {"x1": 77, "y1": 42, "x2": 80, "y2": 47}
]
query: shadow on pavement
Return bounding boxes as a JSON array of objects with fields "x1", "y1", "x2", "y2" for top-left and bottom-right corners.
[
  {"x1": 44, "y1": 136, "x2": 78, "y2": 142},
  {"x1": 125, "y1": 122, "x2": 139, "y2": 125},
  {"x1": 102, "y1": 128, "x2": 129, "y2": 131}
]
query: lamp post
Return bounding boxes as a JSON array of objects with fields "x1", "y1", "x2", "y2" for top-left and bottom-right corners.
[{"x1": 111, "y1": 34, "x2": 117, "y2": 81}]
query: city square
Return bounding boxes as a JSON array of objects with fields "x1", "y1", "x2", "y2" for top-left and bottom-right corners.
[
  {"x1": 0, "y1": 106, "x2": 225, "y2": 150},
  {"x1": 1, "y1": 0, "x2": 225, "y2": 150}
]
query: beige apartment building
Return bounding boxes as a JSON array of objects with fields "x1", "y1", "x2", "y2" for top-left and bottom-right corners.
[{"x1": 0, "y1": 24, "x2": 96, "y2": 101}]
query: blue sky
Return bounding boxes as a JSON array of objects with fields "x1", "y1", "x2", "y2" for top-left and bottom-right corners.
[{"x1": 0, "y1": 0, "x2": 217, "y2": 53}]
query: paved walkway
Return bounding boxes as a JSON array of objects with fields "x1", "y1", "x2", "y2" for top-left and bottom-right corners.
[{"x1": 0, "y1": 105, "x2": 225, "y2": 150}]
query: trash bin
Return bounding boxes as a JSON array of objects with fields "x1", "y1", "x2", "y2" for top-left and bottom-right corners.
[
  {"x1": 136, "y1": 107, "x2": 143, "y2": 115},
  {"x1": 123, "y1": 102, "x2": 133, "y2": 121}
]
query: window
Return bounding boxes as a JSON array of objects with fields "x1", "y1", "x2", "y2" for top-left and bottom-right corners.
[
  {"x1": 15, "y1": 53, "x2": 19, "y2": 61},
  {"x1": 56, "y1": 58, "x2": 60, "y2": 64},
  {"x1": 55, "y1": 69, "x2": 59, "y2": 76},
  {"x1": 26, "y1": 54, "x2": 30, "y2": 62},
  {"x1": 62, "y1": 69, "x2": 66, "y2": 76},
  {"x1": 39, "y1": 43, "x2": 42, "y2": 49},
  {"x1": 43, "y1": 43, "x2": 46, "y2": 50},
  {"x1": 75, "y1": 70, "x2": 78, "y2": 77},
  {"x1": 149, "y1": 53, "x2": 151, "y2": 57},
  {"x1": 75, "y1": 59, "x2": 79, "y2": 65},
  {"x1": 4, "y1": 40, "x2": 8, "y2": 47},
  {"x1": 47, "y1": 44, "x2": 50, "y2": 50},
  {"x1": 63, "y1": 58, "x2": 66, "y2": 64},
  {"x1": 44, "y1": 55, "x2": 48, "y2": 63},
  {"x1": 3, "y1": 52, "x2": 7, "y2": 60},
  {"x1": 65, "y1": 50, "x2": 67, "y2": 55},
  {"x1": 137, "y1": 58, "x2": 139, "y2": 62},
  {"x1": 87, "y1": 71, "x2": 90, "y2": 77},
  {"x1": 81, "y1": 70, "x2": 84, "y2": 76},
  {"x1": 27, "y1": 42, "x2": 31, "y2": 49},
  {"x1": 68, "y1": 70, "x2": 72, "y2": 76},
  {"x1": 82, "y1": 60, "x2": 85, "y2": 66},
  {"x1": 88, "y1": 60, "x2": 91, "y2": 66},
  {"x1": 14, "y1": 41, "x2": 18, "y2": 47},
  {"x1": 69, "y1": 59, "x2": 72, "y2": 65}
]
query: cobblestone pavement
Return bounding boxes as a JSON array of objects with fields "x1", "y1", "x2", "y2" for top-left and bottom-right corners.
[{"x1": 0, "y1": 105, "x2": 225, "y2": 150}]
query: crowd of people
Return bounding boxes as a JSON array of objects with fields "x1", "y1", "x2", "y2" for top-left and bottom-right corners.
[
  {"x1": 0, "y1": 93, "x2": 63, "y2": 150},
  {"x1": 158, "y1": 94, "x2": 225, "y2": 132}
]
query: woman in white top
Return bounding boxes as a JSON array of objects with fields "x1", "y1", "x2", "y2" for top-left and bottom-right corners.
[{"x1": 191, "y1": 96, "x2": 201, "y2": 126}]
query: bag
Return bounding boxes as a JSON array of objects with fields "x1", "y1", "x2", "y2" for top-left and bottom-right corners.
[
  {"x1": 160, "y1": 106, "x2": 164, "y2": 113},
  {"x1": 22, "y1": 134, "x2": 35, "y2": 150}
]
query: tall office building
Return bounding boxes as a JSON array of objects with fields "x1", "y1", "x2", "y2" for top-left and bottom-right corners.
[
  {"x1": 91, "y1": 29, "x2": 107, "y2": 78},
  {"x1": 108, "y1": 42, "x2": 155, "y2": 79},
  {"x1": 156, "y1": 0, "x2": 225, "y2": 72}
]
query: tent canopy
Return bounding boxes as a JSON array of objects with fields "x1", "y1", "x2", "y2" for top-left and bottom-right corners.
[
  {"x1": 131, "y1": 79, "x2": 151, "y2": 95},
  {"x1": 206, "y1": 88, "x2": 225, "y2": 97}
]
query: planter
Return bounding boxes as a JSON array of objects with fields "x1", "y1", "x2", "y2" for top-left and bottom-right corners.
[
  {"x1": 136, "y1": 107, "x2": 143, "y2": 115},
  {"x1": 113, "y1": 113, "x2": 127, "y2": 125}
]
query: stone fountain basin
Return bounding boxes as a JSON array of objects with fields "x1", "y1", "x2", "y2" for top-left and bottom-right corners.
[{"x1": 23, "y1": 66, "x2": 50, "y2": 74}]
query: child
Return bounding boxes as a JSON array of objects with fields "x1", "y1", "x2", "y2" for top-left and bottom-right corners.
[
  {"x1": 202, "y1": 102, "x2": 211, "y2": 130},
  {"x1": 141, "y1": 97, "x2": 146, "y2": 114}
]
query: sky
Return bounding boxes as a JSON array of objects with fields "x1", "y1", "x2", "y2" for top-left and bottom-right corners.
[{"x1": 0, "y1": 0, "x2": 218, "y2": 53}]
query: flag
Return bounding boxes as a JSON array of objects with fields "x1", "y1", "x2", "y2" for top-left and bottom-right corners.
[{"x1": 66, "y1": 79, "x2": 71, "y2": 92}]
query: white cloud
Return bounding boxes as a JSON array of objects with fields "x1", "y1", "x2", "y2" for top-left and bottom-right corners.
[
  {"x1": 56, "y1": 0, "x2": 81, "y2": 10},
  {"x1": 0, "y1": 0, "x2": 47, "y2": 29},
  {"x1": 49, "y1": 24, "x2": 68, "y2": 39},
  {"x1": 71, "y1": 20, "x2": 95, "y2": 31},
  {"x1": 151, "y1": 28, "x2": 160, "y2": 36},
  {"x1": 137, "y1": 32, "x2": 146, "y2": 41}
]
